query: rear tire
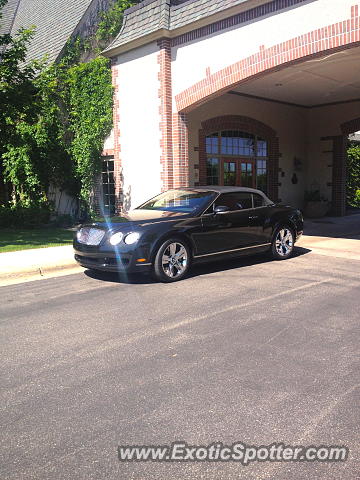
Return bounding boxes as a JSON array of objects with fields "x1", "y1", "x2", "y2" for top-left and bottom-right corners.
[
  {"x1": 270, "y1": 226, "x2": 295, "y2": 260},
  {"x1": 152, "y1": 239, "x2": 191, "y2": 282}
]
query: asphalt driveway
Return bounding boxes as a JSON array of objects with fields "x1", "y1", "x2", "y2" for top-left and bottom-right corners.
[{"x1": 0, "y1": 248, "x2": 359, "y2": 479}]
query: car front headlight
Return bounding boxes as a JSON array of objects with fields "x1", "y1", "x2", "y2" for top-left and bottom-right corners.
[
  {"x1": 109, "y1": 232, "x2": 123, "y2": 245},
  {"x1": 124, "y1": 232, "x2": 140, "y2": 245}
]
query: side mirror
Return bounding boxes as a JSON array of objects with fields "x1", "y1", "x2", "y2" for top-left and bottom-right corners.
[{"x1": 214, "y1": 205, "x2": 230, "y2": 214}]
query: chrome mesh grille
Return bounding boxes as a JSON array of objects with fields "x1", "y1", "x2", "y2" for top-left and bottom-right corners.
[{"x1": 77, "y1": 227, "x2": 105, "y2": 246}]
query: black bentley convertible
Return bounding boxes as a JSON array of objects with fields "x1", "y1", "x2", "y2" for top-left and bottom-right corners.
[{"x1": 74, "y1": 187, "x2": 303, "y2": 282}]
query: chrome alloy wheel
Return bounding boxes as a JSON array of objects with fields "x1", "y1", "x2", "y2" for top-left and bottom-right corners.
[
  {"x1": 275, "y1": 228, "x2": 294, "y2": 257},
  {"x1": 161, "y1": 242, "x2": 188, "y2": 278}
]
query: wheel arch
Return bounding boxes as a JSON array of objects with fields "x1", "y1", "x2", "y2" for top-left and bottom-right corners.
[
  {"x1": 270, "y1": 217, "x2": 297, "y2": 240},
  {"x1": 149, "y1": 231, "x2": 195, "y2": 263}
]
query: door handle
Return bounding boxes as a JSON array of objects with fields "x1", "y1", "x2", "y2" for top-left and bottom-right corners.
[{"x1": 249, "y1": 215, "x2": 259, "y2": 220}]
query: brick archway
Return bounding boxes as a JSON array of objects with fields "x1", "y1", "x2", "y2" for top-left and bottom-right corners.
[
  {"x1": 175, "y1": 5, "x2": 360, "y2": 112},
  {"x1": 198, "y1": 115, "x2": 280, "y2": 202}
]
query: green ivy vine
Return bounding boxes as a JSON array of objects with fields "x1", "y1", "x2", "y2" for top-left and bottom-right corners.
[
  {"x1": 67, "y1": 57, "x2": 113, "y2": 202},
  {"x1": 0, "y1": 0, "x2": 139, "y2": 213}
]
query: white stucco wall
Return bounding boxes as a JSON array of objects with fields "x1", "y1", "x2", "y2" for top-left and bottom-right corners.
[
  {"x1": 172, "y1": 0, "x2": 356, "y2": 102},
  {"x1": 103, "y1": 129, "x2": 114, "y2": 151},
  {"x1": 114, "y1": 42, "x2": 162, "y2": 210}
]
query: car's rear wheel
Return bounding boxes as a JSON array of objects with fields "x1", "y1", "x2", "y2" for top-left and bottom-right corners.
[
  {"x1": 271, "y1": 226, "x2": 294, "y2": 260},
  {"x1": 152, "y1": 239, "x2": 191, "y2": 282}
]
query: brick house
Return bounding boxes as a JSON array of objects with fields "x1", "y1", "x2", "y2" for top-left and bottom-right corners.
[{"x1": 102, "y1": 0, "x2": 360, "y2": 216}]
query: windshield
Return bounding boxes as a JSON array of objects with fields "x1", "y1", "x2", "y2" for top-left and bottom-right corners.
[{"x1": 137, "y1": 190, "x2": 216, "y2": 213}]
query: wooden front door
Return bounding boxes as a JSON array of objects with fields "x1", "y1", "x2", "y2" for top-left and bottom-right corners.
[{"x1": 221, "y1": 159, "x2": 255, "y2": 188}]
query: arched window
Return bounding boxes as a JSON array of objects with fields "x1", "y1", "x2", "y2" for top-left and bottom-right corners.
[{"x1": 205, "y1": 130, "x2": 268, "y2": 193}]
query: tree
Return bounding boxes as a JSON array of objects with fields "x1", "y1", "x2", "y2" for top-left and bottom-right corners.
[
  {"x1": 0, "y1": 0, "x2": 138, "y2": 213},
  {"x1": 0, "y1": 1, "x2": 46, "y2": 204}
]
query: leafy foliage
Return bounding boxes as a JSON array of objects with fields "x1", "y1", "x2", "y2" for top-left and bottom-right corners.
[
  {"x1": 0, "y1": 203, "x2": 51, "y2": 227},
  {"x1": 96, "y1": 0, "x2": 139, "y2": 43},
  {"x1": 67, "y1": 57, "x2": 113, "y2": 202},
  {"x1": 0, "y1": 24, "x2": 46, "y2": 205},
  {"x1": 347, "y1": 142, "x2": 360, "y2": 207},
  {"x1": 0, "y1": 0, "x2": 140, "y2": 217}
]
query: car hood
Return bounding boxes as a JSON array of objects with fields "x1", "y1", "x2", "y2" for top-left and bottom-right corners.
[{"x1": 87, "y1": 209, "x2": 191, "y2": 228}]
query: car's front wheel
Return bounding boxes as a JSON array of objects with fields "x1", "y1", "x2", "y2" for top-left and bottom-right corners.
[
  {"x1": 271, "y1": 226, "x2": 295, "y2": 260},
  {"x1": 152, "y1": 239, "x2": 191, "y2": 282}
]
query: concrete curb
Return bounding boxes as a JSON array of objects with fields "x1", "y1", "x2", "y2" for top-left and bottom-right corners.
[
  {"x1": 0, "y1": 245, "x2": 83, "y2": 286},
  {"x1": 1, "y1": 229, "x2": 359, "y2": 287}
]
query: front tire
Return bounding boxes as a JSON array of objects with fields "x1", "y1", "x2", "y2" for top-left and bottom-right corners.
[
  {"x1": 271, "y1": 226, "x2": 295, "y2": 260},
  {"x1": 152, "y1": 239, "x2": 191, "y2": 282}
]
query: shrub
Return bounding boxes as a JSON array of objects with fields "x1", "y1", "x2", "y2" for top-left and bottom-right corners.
[
  {"x1": 354, "y1": 189, "x2": 360, "y2": 208},
  {"x1": 0, "y1": 203, "x2": 51, "y2": 228},
  {"x1": 347, "y1": 143, "x2": 360, "y2": 207}
]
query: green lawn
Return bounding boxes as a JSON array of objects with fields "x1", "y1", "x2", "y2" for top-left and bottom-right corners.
[{"x1": 0, "y1": 228, "x2": 75, "y2": 253}]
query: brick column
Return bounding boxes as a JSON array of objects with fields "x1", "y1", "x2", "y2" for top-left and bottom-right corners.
[
  {"x1": 111, "y1": 60, "x2": 123, "y2": 213},
  {"x1": 198, "y1": 129, "x2": 206, "y2": 185},
  {"x1": 268, "y1": 137, "x2": 280, "y2": 203},
  {"x1": 157, "y1": 39, "x2": 173, "y2": 191},
  {"x1": 332, "y1": 135, "x2": 347, "y2": 216},
  {"x1": 172, "y1": 112, "x2": 189, "y2": 188}
]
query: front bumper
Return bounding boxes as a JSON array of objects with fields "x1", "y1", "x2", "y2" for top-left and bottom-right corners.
[{"x1": 74, "y1": 243, "x2": 152, "y2": 273}]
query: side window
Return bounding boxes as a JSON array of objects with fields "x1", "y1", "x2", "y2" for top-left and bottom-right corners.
[
  {"x1": 253, "y1": 193, "x2": 265, "y2": 208},
  {"x1": 214, "y1": 192, "x2": 253, "y2": 211},
  {"x1": 233, "y1": 192, "x2": 253, "y2": 210}
]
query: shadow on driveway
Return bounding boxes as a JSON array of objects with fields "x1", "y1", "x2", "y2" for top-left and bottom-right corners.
[
  {"x1": 83, "y1": 246, "x2": 311, "y2": 285},
  {"x1": 304, "y1": 213, "x2": 360, "y2": 239}
]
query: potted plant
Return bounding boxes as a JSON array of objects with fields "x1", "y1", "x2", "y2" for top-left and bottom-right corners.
[{"x1": 304, "y1": 190, "x2": 329, "y2": 218}]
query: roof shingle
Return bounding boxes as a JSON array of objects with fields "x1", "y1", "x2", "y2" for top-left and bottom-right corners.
[
  {"x1": 104, "y1": 0, "x2": 251, "y2": 54},
  {"x1": 9, "y1": 0, "x2": 95, "y2": 62},
  {"x1": 105, "y1": 0, "x2": 170, "y2": 51},
  {"x1": 0, "y1": 0, "x2": 21, "y2": 35},
  {"x1": 170, "y1": 0, "x2": 247, "y2": 29}
]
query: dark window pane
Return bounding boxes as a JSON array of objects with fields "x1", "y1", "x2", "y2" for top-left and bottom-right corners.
[
  {"x1": 257, "y1": 138, "x2": 267, "y2": 157},
  {"x1": 223, "y1": 162, "x2": 236, "y2": 186},
  {"x1": 256, "y1": 159, "x2": 267, "y2": 193},
  {"x1": 206, "y1": 157, "x2": 219, "y2": 185},
  {"x1": 233, "y1": 192, "x2": 253, "y2": 210},
  {"x1": 253, "y1": 193, "x2": 265, "y2": 208},
  {"x1": 214, "y1": 192, "x2": 252, "y2": 211},
  {"x1": 241, "y1": 163, "x2": 253, "y2": 187},
  {"x1": 101, "y1": 156, "x2": 115, "y2": 210},
  {"x1": 206, "y1": 134, "x2": 219, "y2": 154},
  {"x1": 220, "y1": 131, "x2": 255, "y2": 156}
]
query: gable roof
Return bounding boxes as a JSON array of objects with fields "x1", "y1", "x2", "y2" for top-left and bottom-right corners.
[
  {"x1": 0, "y1": 0, "x2": 112, "y2": 63},
  {"x1": 11, "y1": 0, "x2": 95, "y2": 62},
  {"x1": 0, "y1": 0, "x2": 21, "y2": 35}
]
